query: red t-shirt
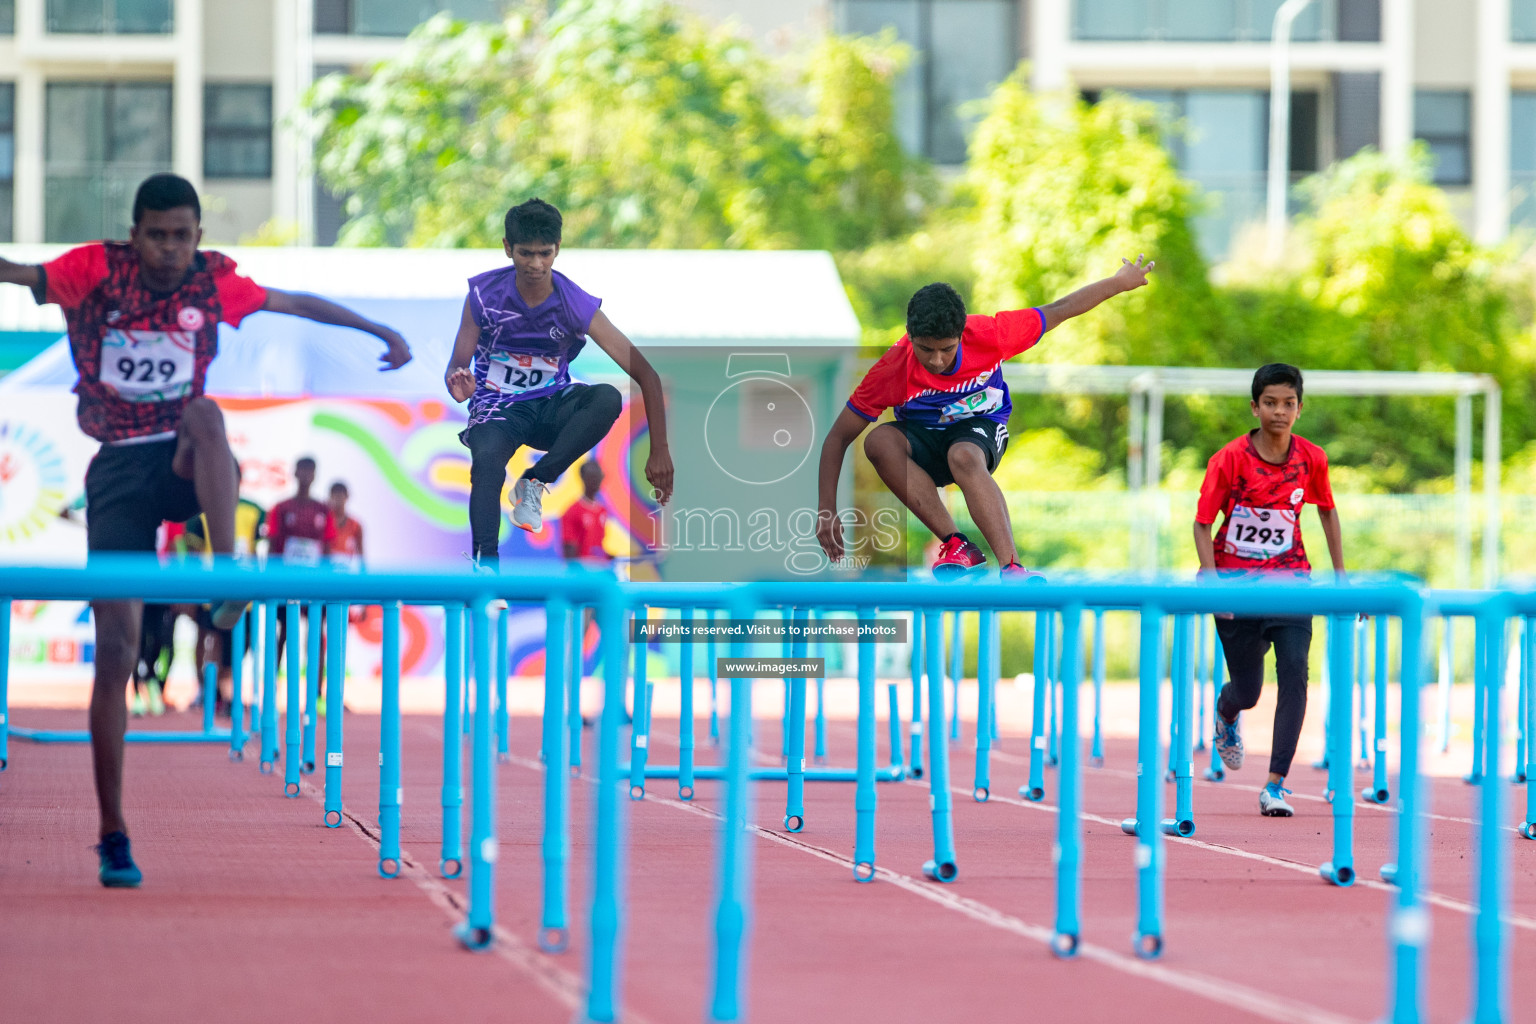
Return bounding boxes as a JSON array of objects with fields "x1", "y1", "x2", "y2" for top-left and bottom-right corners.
[
  {"x1": 1196, "y1": 431, "x2": 1336, "y2": 573},
  {"x1": 268, "y1": 496, "x2": 335, "y2": 566},
  {"x1": 560, "y1": 497, "x2": 609, "y2": 560},
  {"x1": 847, "y1": 309, "x2": 1046, "y2": 427},
  {"x1": 331, "y1": 516, "x2": 363, "y2": 558},
  {"x1": 36, "y1": 242, "x2": 267, "y2": 443}
]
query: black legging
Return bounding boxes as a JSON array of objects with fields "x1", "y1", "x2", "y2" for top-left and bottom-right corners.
[
  {"x1": 1214, "y1": 615, "x2": 1312, "y2": 777},
  {"x1": 466, "y1": 383, "x2": 622, "y2": 563}
]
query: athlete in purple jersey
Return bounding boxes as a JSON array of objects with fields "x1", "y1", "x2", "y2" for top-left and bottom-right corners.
[{"x1": 446, "y1": 198, "x2": 673, "y2": 568}]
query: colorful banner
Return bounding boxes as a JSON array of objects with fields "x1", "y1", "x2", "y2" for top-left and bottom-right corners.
[{"x1": 0, "y1": 390, "x2": 648, "y2": 678}]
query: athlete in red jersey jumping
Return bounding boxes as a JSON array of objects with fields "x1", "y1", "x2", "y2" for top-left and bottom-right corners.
[
  {"x1": 1194, "y1": 363, "x2": 1349, "y2": 818},
  {"x1": 816, "y1": 256, "x2": 1154, "y2": 578},
  {"x1": 0, "y1": 173, "x2": 412, "y2": 887}
]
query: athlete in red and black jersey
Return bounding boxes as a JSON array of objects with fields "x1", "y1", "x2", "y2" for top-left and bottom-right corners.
[
  {"x1": 816, "y1": 256, "x2": 1154, "y2": 578},
  {"x1": 1193, "y1": 363, "x2": 1349, "y2": 818},
  {"x1": 0, "y1": 173, "x2": 412, "y2": 887}
]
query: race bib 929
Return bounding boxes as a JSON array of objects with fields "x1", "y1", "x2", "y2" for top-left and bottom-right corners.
[
  {"x1": 1223, "y1": 504, "x2": 1296, "y2": 560},
  {"x1": 101, "y1": 329, "x2": 196, "y2": 402}
]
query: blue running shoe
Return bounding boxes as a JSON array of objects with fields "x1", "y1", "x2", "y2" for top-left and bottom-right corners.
[
  {"x1": 96, "y1": 830, "x2": 142, "y2": 888},
  {"x1": 1213, "y1": 713, "x2": 1244, "y2": 770},
  {"x1": 1259, "y1": 781, "x2": 1295, "y2": 817}
]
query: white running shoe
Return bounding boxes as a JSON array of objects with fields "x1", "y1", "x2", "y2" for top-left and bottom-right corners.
[
  {"x1": 1259, "y1": 781, "x2": 1294, "y2": 817},
  {"x1": 511, "y1": 477, "x2": 548, "y2": 533}
]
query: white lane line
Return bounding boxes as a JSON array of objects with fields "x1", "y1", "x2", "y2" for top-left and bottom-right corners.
[
  {"x1": 979, "y1": 748, "x2": 1494, "y2": 826},
  {"x1": 619, "y1": 774, "x2": 1364, "y2": 1024},
  {"x1": 295, "y1": 777, "x2": 610, "y2": 1020},
  {"x1": 628, "y1": 717, "x2": 1536, "y2": 931}
]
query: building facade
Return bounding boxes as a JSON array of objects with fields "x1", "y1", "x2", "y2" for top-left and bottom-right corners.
[
  {"x1": 0, "y1": 0, "x2": 1530, "y2": 257},
  {"x1": 703, "y1": 0, "x2": 1536, "y2": 258}
]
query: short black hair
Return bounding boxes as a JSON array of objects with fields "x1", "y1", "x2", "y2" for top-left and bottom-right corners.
[
  {"x1": 132, "y1": 173, "x2": 200, "y2": 225},
  {"x1": 505, "y1": 198, "x2": 562, "y2": 246},
  {"x1": 330, "y1": 481, "x2": 348, "y2": 495},
  {"x1": 906, "y1": 283, "x2": 967, "y2": 341},
  {"x1": 1251, "y1": 363, "x2": 1304, "y2": 403},
  {"x1": 296, "y1": 456, "x2": 317, "y2": 471}
]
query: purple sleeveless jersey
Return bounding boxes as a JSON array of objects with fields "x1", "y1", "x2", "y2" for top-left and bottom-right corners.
[{"x1": 466, "y1": 266, "x2": 602, "y2": 426}]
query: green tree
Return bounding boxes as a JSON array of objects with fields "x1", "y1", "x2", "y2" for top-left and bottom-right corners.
[{"x1": 307, "y1": 0, "x2": 923, "y2": 250}]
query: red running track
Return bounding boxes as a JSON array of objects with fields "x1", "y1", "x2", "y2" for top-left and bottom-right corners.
[{"x1": 1, "y1": 704, "x2": 1532, "y2": 1024}]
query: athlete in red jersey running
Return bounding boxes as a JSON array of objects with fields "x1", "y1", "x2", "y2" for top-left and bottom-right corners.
[
  {"x1": 0, "y1": 174, "x2": 412, "y2": 887},
  {"x1": 1194, "y1": 363, "x2": 1349, "y2": 819},
  {"x1": 816, "y1": 256, "x2": 1154, "y2": 578}
]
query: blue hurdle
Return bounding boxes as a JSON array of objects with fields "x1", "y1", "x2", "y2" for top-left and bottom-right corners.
[{"x1": 2, "y1": 562, "x2": 1524, "y2": 1024}]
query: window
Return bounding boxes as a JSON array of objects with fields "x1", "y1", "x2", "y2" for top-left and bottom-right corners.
[
  {"x1": 1098, "y1": 88, "x2": 1318, "y2": 260},
  {"x1": 205, "y1": 85, "x2": 273, "y2": 179},
  {"x1": 1072, "y1": 0, "x2": 1341, "y2": 42},
  {"x1": 1511, "y1": 92, "x2": 1536, "y2": 231},
  {"x1": 315, "y1": 0, "x2": 506, "y2": 35},
  {"x1": 1515, "y1": 0, "x2": 1536, "y2": 42},
  {"x1": 0, "y1": 2, "x2": 14, "y2": 34},
  {"x1": 1414, "y1": 90, "x2": 1471, "y2": 186},
  {"x1": 0, "y1": 84, "x2": 13, "y2": 242},
  {"x1": 46, "y1": 0, "x2": 172, "y2": 33},
  {"x1": 45, "y1": 82, "x2": 172, "y2": 242},
  {"x1": 834, "y1": 0, "x2": 1016, "y2": 164}
]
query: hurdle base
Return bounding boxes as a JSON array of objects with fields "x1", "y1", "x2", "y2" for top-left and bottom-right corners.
[
  {"x1": 1319, "y1": 861, "x2": 1356, "y2": 887},
  {"x1": 1158, "y1": 817, "x2": 1196, "y2": 838},
  {"x1": 10, "y1": 727, "x2": 232, "y2": 744},
  {"x1": 616, "y1": 763, "x2": 905, "y2": 783},
  {"x1": 1380, "y1": 862, "x2": 1398, "y2": 885},
  {"x1": 1119, "y1": 817, "x2": 1139, "y2": 837},
  {"x1": 1521, "y1": 822, "x2": 1536, "y2": 841},
  {"x1": 1360, "y1": 786, "x2": 1391, "y2": 804},
  {"x1": 1202, "y1": 766, "x2": 1226, "y2": 782}
]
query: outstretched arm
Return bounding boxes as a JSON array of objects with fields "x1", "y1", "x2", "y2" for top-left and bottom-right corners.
[
  {"x1": 0, "y1": 257, "x2": 41, "y2": 290},
  {"x1": 1038, "y1": 255, "x2": 1155, "y2": 333},
  {"x1": 815, "y1": 407, "x2": 873, "y2": 560},
  {"x1": 262, "y1": 288, "x2": 412, "y2": 369},
  {"x1": 586, "y1": 310, "x2": 673, "y2": 504}
]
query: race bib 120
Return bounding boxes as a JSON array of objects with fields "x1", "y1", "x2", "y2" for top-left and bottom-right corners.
[
  {"x1": 1223, "y1": 504, "x2": 1296, "y2": 560},
  {"x1": 101, "y1": 329, "x2": 196, "y2": 402},
  {"x1": 486, "y1": 351, "x2": 562, "y2": 395}
]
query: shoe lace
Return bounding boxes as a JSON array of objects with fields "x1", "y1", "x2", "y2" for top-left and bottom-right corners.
[
  {"x1": 1266, "y1": 782, "x2": 1292, "y2": 798},
  {"x1": 95, "y1": 833, "x2": 132, "y2": 869},
  {"x1": 521, "y1": 479, "x2": 548, "y2": 513}
]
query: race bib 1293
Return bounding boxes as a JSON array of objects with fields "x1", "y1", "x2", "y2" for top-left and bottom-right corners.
[{"x1": 1223, "y1": 504, "x2": 1296, "y2": 560}]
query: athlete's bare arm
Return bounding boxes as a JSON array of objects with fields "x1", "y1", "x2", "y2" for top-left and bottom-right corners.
[
  {"x1": 0, "y1": 257, "x2": 41, "y2": 289},
  {"x1": 445, "y1": 296, "x2": 479, "y2": 402},
  {"x1": 815, "y1": 407, "x2": 873, "y2": 561},
  {"x1": 1039, "y1": 255, "x2": 1154, "y2": 333},
  {"x1": 262, "y1": 288, "x2": 412, "y2": 369},
  {"x1": 1316, "y1": 506, "x2": 1346, "y2": 576},
  {"x1": 587, "y1": 309, "x2": 673, "y2": 504}
]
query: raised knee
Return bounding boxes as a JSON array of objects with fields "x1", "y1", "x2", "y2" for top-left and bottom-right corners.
[
  {"x1": 946, "y1": 442, "x2": 986, "y2": 474},
  {"x1": 863, "y1": 427, "x2": 902, "y2": 466},
  {"x1": 591, "y1": 383, "x2": 622, "y2": 419}
]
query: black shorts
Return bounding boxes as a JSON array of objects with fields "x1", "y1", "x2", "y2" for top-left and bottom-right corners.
[
  {"x1": 85, "y1": 438, "x2": 200, "y2": 553},
  {"x1": 459, "y1": 383, "x2": 602, "y2": 450},
  {"x1": 895, "y1": 418, "x2": 1009, "y2": 488}
]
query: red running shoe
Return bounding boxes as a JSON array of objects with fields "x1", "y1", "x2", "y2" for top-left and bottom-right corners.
[
  {"x1": 932, "y1": 534, "x2": 986, "y2": 578},
  {"x1": 1001, "y1": 562, "x2": 1048, "y2": 585}
]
